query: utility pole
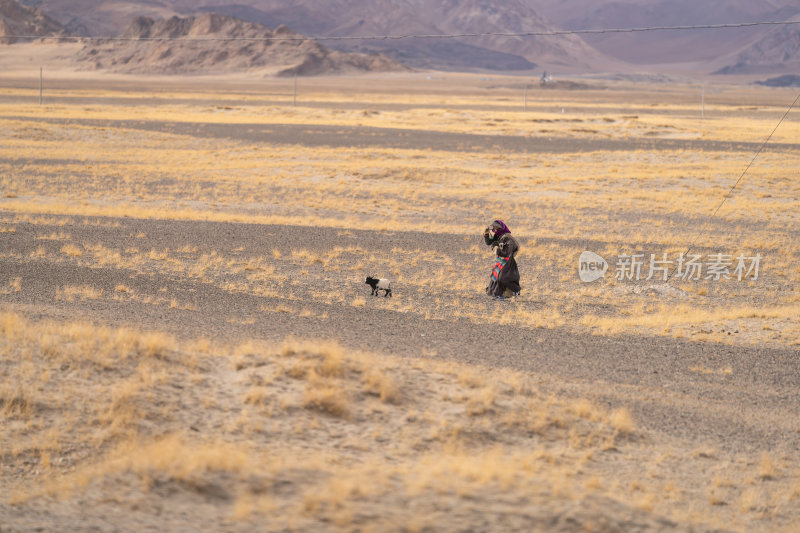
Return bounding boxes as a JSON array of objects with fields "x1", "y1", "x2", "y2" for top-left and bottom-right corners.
[
  {"x1": 524, "y1": 84, "x2": 528, "y2": 112},
  {"x1": 39, "y1": 67, "x2": 43, "y2": 105},
  {"x1": 701, "y1": 84, "x2": 705, "y2": 120},
  {"x1": 293, "y1": 73, "x2": 297, "y2": 107}
]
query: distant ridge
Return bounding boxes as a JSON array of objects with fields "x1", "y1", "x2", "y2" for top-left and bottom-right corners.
[
  {"x1": 16, "y1": 0, "x2": 800, "y2": 75},
  {"x1": 28, "y1": 0, "x2": 613, "y2": 72},
  {"x1": 74, "y1": 13, "x2": 409, "y2": 76},
  {"x1": 0, "y1": 0, "x2": 67, "y2": 43},
  {"x1": 754, "y1": 74, "x2": 800, "y2": 87},
  {"x1": 198, "y1": 0, "x2": 605, "y2": 71},
  {"x1": 715, "y1": 20, "x2": 800, "y2": 75},
  {"x1": 535, "y1": 0, "x2": 800, "y2": 74}
]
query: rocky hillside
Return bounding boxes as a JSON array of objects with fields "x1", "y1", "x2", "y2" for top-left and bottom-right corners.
[
  {"x1": 28, "y1": 0, "x2": 615, "y2": 72},
  {"x1": 431, "y1": 0, "x2": 608, "y2": 69},
  {"x1": 22, "y1": 0, "x2": 800, "y2": 74},
  {"x1": 535, "y1": 0, "x2": 800, "y2": 69},
  {"x1": 0, "y1": 0, "x2": 66, "y2": 43},
  {"x1": 197, "y1": 0, "x2": 610, "y2": 71},
  {"x1": 715, "y1": 21, "x2": 800, "y2": 75},
  {"x1": 74, "y1": 12, "x2": 408, "y2": 76},
  {"x1": 755, "y1": 74, "x2": 800, "y2": 87}
]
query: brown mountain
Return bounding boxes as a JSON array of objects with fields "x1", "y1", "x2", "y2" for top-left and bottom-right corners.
[
  {"x1": 714, "y1": 19, "x2": 800, "y2": 75},
  {"x1": 74, "y1": 12, "x2": 408, "y2": 76},
  {"x1": 535, "y1": 0, "x2": 800, "y2": 69},
  {"x1": 27, "y1": 0, "x2": 800, "y2": 74},
  {"x1": 194, "y1": 0, "x2": 614, "y2": 71},
  {"x1": 19, "y1": 0, "x2": 179, "y2": 37},
  {"x1": 0, "y1": 0, "x2": 66, "y2": 43},
  {"x1": 26, "y1": 0, "x2": 617, "y2": 72}
]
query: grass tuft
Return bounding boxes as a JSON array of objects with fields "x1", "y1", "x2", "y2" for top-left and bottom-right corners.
[
  {"x1": 303, "y1": 372, "x2": 349, "y2": 418},
  {"x1": 608, "y1": 407, "x2": 635, "y2": 435},
  {"x1": 60, "y1": 244, "x2": 83, "y2": 257},
  {"x1": 758, "y1": 453, "x2": 778, "y2": 480},
  {"x1": 0, "y1": 385, "x2": 35, "y2": 418},
  {"x1": 363, "y1": 368, "x2": 400, "y2": 404}
]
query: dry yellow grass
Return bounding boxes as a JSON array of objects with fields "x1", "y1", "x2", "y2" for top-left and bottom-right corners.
[
  {"x1": 758, "y1": 453, "x2": 779, "y2": 481},
  {"x1": 363, "y1": 367, "x2": 400, "y2": 404},
  {"x1": 608, "y1": 407, "x2": 635, "y2": 436},
  {"x1": 4, "y1": 91, "x2": 800, "y2": 143},
  {"x1": 60, "y1": 243, "x2": 82, "y2": 257},
  {"x1": 2, "y1": 80, "x2": 799, "y2": 349},
  {"x1": 56, "y1": 285, "x2": 103, "y2": 301},
  {"x1": 1, "y1": 77, "x2": 799, "y2": 529},
  {"x1": 302, "y1": 375, "x2": 350, "y2": 417},
  {"x1": 6, "y1": 211, "x2": 798, "y2": 349},
  {"x1": 0, "y1": 277, "x2": 21, "y2": 295},
  {"x1": 3, "y1": 87, "x2": 800, "y2": 239},
  {"x1": 1, "y1": 311, "x2": 798, "y2": 530},
  {"x1": 10, "y1": 216, "x2": 797, "y2": 348}
]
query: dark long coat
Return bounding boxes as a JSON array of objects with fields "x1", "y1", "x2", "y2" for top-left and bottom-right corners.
[{"x1": 486, "y1": 233, "x2": 521, "y2": 297}]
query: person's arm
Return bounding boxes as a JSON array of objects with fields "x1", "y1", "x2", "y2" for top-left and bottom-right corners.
[{"x1": 483, "y1": 227, "x2": 495, "y2": 246}]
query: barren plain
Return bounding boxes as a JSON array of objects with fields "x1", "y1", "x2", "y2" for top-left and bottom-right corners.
[{"x1": 1, "y1": 68, "x2": 800, "y2": 532}]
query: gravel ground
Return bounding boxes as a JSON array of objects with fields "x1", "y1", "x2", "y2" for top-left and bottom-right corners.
[
  {"x1": 8, "y1": 115, "x2": 800, "y2": 155},
  {"x1": 3, "y1": 73, "x2": 799, "y2": 531},
  {"x1": 2, "y1": 215, "x2": 798, "y2": 457}
]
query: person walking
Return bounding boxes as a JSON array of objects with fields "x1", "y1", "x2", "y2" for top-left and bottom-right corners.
[{"x1": 483, "y1": 220, "x2": 521, "y2": 300}]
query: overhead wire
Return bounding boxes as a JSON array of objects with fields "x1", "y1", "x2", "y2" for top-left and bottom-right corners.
[
  {"x1": 707, "y1": 92, "x2": 800, "y2": 223},
  {"x1": 666, "y1": 91, "x2": 800, "y2": 282},
  {"x1": 7, "y1": 19, "x2": 800, "y2": 43},
  {"x1": 9, "y1": 15, "x2": 800, "y2": 285}
]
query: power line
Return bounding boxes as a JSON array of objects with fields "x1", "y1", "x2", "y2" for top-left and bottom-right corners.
[
  {"x1": 708, "y1": 91, "x2": 800, "y2": 222},
  {"x1": 8, "y1": 19, "x2": 800, "y2": 43},
  {"x1": 667, "y1": 89, "x2": 800, "y2": 283}
]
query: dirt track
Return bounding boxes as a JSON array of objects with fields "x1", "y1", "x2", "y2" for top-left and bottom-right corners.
[
  {"x1": 3, "y1": 216, "x2": 798, "y2": 456},
  {"x1": 9, "y1": 115, "x2": 800, "y2": 155}
]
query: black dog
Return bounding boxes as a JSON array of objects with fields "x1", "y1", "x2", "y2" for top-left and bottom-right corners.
[{"x1": 365, "y1": 276, "x2": 392, "y2": 297}]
